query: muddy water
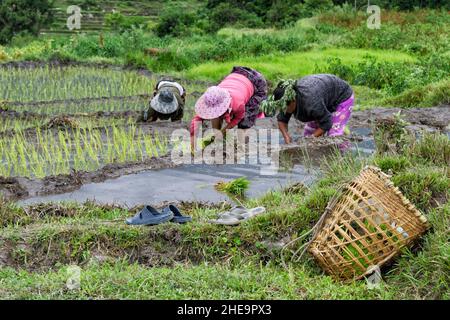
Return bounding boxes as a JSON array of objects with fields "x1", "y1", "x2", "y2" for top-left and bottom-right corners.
[
  {"x1": 19, "y1": 163, "x2": 318, "y2": 207},
  {"x1": 18, "y1": 125, "x2": 378, "y2": 206}
]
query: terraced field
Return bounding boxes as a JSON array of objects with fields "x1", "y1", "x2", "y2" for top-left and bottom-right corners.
[{"x1": 41, "y1": 0, "x2": 202, "y2": 35}]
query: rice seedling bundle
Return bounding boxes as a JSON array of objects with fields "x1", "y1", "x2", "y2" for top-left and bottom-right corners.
[{"x1": 215, "y1": 177, "x2": 250, "y2": 197}]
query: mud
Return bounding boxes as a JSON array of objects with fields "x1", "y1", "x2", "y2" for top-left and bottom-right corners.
[
  {"x1": 0, "y1": 177, "x2": 29, "y2": 199},
  {"x1": 253, "y1": 105, "x2": 450, "y2": 132},
  {"x1": 351, "y1": 105, "x2": 450, "y2": 130}
]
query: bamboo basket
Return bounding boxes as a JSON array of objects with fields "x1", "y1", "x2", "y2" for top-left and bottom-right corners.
[{"x1": 308, "y1": 166, "x2": 430, "y2": 282}]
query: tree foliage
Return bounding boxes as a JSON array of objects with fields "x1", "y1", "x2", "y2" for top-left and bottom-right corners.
[{"x1": 0, "y1": 0, "x2": 54, "y2": 45}]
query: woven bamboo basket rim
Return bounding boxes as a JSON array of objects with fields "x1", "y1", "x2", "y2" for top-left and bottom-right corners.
[{"x1": 308, "y1": 165, "x2": 430, "y2": 282}]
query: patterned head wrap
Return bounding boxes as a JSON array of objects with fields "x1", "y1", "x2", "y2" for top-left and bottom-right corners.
[{"x1": 261, "y1": 79, "x2": 297, "y2": 115}]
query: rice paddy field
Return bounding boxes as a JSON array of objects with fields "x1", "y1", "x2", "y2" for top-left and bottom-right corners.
[
  {"x1": 0, "y1": 65, "x2": 177, "y2": 178},
  {"x1": 0, "y1": 1, "x2": 449, "y2": 301}
]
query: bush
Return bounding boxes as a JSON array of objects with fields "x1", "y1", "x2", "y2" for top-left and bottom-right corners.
[
  {"x1": 105, "y1": 12, "x2": 148, "y2": 31},
  {"x1": 383, "y1": 79, "x2": 450, "y2": 108},
  {"x1": 155, "y1": 7, "x2": 196, "y2": 37},
  {"x1": 209, "y1": 3, "x2": 263, "y2": 31},
  {"x1": 360, "y1": 0, "x2": 450, "y2": 10},
  {"x1": 265, "y1": 1, "x2": 304, "y2": 28},
  {"x1": 0, "y1": 0, "x2": 54, "y2": 45},
  {"x1": 304, "y1": 0, "x2": 334, "y2": 13},
  {"x1": 323, "y1": 54, "x2": 450, "y2": 97}
]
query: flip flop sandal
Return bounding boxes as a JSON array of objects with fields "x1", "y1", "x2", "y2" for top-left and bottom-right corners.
[
  {"x1": 209, "y1": 206, "x2": 247, "y2": 226},
  {"x1": 240, "y1": 207, "x2": 266, "y2": 220},
  {"x1": 126, "y1": 205, "x2": 173, "y2": 226},
  {"x1": 217, "y1": 206, "x2": 247, "y2": 219},
  {"x1": 208, "y1": 216, "x2": 242, "y2": 226},
  {"x1": 218, "y1": 206, "x2": 266, "y2": 221},
  {"x1": 163, "y1": 205, "x2": 192, "y2": 224}
]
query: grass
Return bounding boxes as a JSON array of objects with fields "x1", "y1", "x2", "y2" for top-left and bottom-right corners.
[
  {"x1": 0, "y1": 132, "x2": 448, "y2": 299},
  {"x1": 382, "y1": 79, "x2": 450, "y2": 108},
  {"x1": 0, "y1": 262, "x2": 390, "y2": 300},
  {"x1": 182, "y1": 48, "x2": 416, "y2": 82}
]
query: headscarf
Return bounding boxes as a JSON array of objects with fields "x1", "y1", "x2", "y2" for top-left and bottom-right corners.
[{"x1": 261, "y1": 79, "x2": 297, "y2": 115}]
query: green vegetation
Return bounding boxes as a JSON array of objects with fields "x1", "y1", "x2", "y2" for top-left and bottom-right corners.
[
  {"x1": 5, "y1": 97, "x2": 150, "y2": 115},
  {"x1": 0, "y1": 115, "x2": 131, "y2": 134},
  {"x1": 0, "y1": 66, "x2": 153, "y2": 102},
  {"x1": 183, "y1": 48, "x2": 416, "y2": 81},
  {"x1": 1, "y1": 7, "x2": 448, "y2": 108},
  {"x1": 0, "y1": 0, "x2": 54, "y2": 44},
  {"x1": 0, "y1": 132, "x2": 448, "y2": 299},
  {"x1": 215, "y1": 177, "x2": 251, "y2": 197},
  {"x1": 0, "y1": 124, "x2": 168, "y2": 178}
]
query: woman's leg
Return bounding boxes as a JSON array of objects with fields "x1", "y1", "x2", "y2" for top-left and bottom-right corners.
[{"x1": 328, "y1": 94, "x2": 354, "y2": 137}]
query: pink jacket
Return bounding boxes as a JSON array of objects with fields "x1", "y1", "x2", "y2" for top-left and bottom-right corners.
[{"x1": 190, "y1": 73, "x2": 254, "y2": 136}]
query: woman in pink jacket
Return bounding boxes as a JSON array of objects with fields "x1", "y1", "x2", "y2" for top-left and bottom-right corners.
[{"x1": 190, "y1": 66, "x2": 267, "y2": 150}]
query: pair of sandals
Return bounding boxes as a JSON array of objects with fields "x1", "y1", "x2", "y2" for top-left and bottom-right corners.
[
  {"x1": 209, "y1": 206, "x2": 266, "y2": 225},
  {"x1": 126, "y1": 205, "x2": 192, "y2": 226}
]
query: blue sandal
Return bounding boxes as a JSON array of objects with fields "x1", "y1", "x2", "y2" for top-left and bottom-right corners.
[
  {"x1": 163, "y1": 205, "x2": 192, "y2": 224},
  {"x1": 126, "y1": 205, "x2": 174, "y2": 226}
]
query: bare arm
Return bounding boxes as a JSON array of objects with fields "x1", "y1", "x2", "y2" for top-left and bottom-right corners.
[{"x1": 278, "y1": 121, "x2": 292, "y2": 144}]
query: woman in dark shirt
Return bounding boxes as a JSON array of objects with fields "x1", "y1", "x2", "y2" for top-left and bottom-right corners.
[{"x1": 267, "y1": 74, "x2": 354, "y2": 144}]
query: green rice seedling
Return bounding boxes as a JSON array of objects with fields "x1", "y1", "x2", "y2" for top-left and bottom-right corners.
[
  {"x1": 0, "y1": 124, "x2": 170, "y2": 178},
  {"x1": 373, "y1": 112, "x2": 413, "y2": 155},
  {"x1": 199, "y1": 135, "x2": 215, "y2": 150},
  {"x1": 215, "y1": 177, "x2": 251, "y2": 197},
  {"x1": 0, "y1": 117, "x2": 48, "y2": 133},
  {"x1": 0, "y1": 66, "x2": 154, "y2": 103}
]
